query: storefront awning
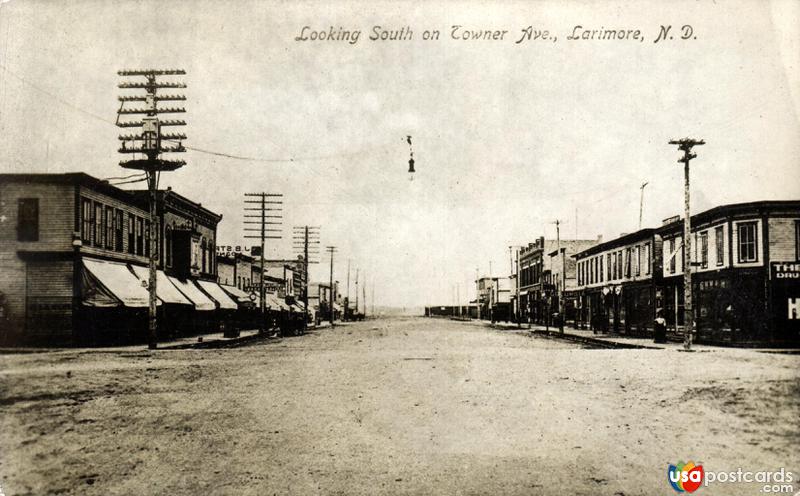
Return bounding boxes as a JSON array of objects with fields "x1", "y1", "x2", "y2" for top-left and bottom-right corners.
[
  {"x1": 168, "y1": 276, "x2": 216, "y2": 311},
  {"x1": 197, "y1": 280, "x2": 238, "y2": 310},
  {"x1": 129, "y1": 265, "x2": 192, "y2": 306},
  {"x1": 266, "y1": 293, "x2": 290, "y2": 311},
  {"x1": 82, "y1": 258, "x2": 155, "y2": 308},
  {"x1": 221, "y1": 284, "x2": 253, "y2": 304}
]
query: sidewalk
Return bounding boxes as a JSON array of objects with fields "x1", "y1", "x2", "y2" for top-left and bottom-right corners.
[{"x1": 459, "y1": 318, "x2": 721, "y2": 351}]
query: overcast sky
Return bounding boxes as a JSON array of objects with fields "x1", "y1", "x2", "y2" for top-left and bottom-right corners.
[{"x1": 1, "y1": 0, "x2": 798, "y2": 308}]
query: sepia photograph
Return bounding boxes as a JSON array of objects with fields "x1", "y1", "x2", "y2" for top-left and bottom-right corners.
[{"x1": 0, "y1": 0, "x2": 799, "y2": 494}]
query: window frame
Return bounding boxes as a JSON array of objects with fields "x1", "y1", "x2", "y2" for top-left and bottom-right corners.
[
  {"x1": 17, "y1": 197, "x2": 39, "y2": 242},
  {"x1": 699, "y1": 231, "x2": 708, "y2": 269},
  {"x1": 737, "y1": 221, "x2": 758, "y2": 263},
  {"x1": 715, "y1": 225, "x2": 724, "y2": 266},
  {"x1": 669, "y1": 239, "x2": 676, "y2": 274},
  {"x1": 94, "y1": 203, "x2": 104, "y2": 248}
]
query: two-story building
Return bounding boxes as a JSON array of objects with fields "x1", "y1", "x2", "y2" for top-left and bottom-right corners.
[
  {"x1": 517, "y1": 238, "x2": 557, "y2": 324},
  {"x1": 1, "y1": 173, "x2": 158, "y2": 344},
  {"x1": 574, "y1": 229, "x2": 663, "y2": 335},
  {"x1": 0, "y1": 173, "x2": 233, "y2": 345},
  {"x1": 548, "y1": 238, "x2": 599, "y2": 325},
  {"x1": 658, "y1": 200, "x2": 800, "y2": 345}
]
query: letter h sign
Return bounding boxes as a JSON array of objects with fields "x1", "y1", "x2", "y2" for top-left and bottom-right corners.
[{"x1": 789, "y1": 298, "x2": 800, "y2": 320}]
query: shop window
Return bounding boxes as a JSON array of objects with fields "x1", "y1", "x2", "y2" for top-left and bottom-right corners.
[
  {"x1": 737, "y1": 222, "x2": 758, "y2": 263},
  {"x1": 715, "y1": 226, "x2": 724, "y2": 266},
  {"x1": 17, "y1": 198, "x2": 39, "y2": 242}
]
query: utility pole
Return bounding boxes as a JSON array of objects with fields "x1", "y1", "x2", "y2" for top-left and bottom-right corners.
[
  {"x1": 117, "y1": 69, "x2": 187, "y2": 350},
  {"x1": 639, "y1": 181, "x2": 649, "y2": 230},
  {"x1": 293, "y1": 226, "x2": 320, "y2": 333},
  {"x1": 355, "y1": 268, "x2": 360, "y2": 317},
  {"x1": 362, "y1": 271, "x2": 367, "y2": 318},
  {"x1": 669, "y1": 138, "x2": 705, "y2": 351},
  {"x1": 346, "y1": 259, "x2": 351, "y2": 319},
  {"x1": 457, "y1": 284, "x2": 461, "y2": 318},
  {"x1": 551, "y1": 220, "x2": 565, "y2": 333},
  {"x1": 243, "y1": 193, "x2": 283, "y2": 334},
  {"x1": 475, "y1": 267, "x2": 481, "y2": 321},
  {"x1": 326, "y1": 246, "x2": 338, "y2": 326},
  {"x1": 509, "y1": 245, "x2": 521, "y2": 328}
]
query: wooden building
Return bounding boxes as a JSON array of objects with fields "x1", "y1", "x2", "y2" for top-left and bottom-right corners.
[
  {"x1": 658, "y1": 200, "x2": 800, "y2": 346},
  {"x1": 574, "y1": 229, "x2": 663, "y2": 335},
  {"x1": 0, "y1": 173, "x2": 233, "y2": 345}
]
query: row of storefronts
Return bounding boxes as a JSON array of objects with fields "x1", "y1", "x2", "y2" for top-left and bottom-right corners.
[
  {"x1": 0, "y1": 173, "x2": 310, "y2": 346},
  {"x1": 512, "y1": 201, "x2": 800, "y2": 346}
]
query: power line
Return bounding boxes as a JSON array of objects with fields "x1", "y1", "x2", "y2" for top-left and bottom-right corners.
[{"x1": 0, "y1": 61, "x2": 394, "y2": 165}]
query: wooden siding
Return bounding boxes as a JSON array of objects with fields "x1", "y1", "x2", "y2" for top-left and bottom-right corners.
[
  {"x1": 26, "y1": 259, "x2": 74, "y2": 337},
  {"x1": 0, "y1": 181, "x2": 74, "y2": 335}
]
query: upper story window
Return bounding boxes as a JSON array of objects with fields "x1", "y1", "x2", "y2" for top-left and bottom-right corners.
[
  {"x1": 635, "y1": 245, "x2": 642, "y2": 276},
  {"x1": 625, "y1": 247, "x2": 632, "y2": 278},
  {"x1": 165, "y1": 226, "x2": 173, "y2": 267},
  {"x1": 105, "y1": 206, "x2": 114, "y2": 250},
  {"x1": 669, "y1": 239, "x2": 676, "y2": 273},
  {"x1": 644, "y1": 243, "x2": 651, "y2": 275},
  {"x1": 94, "y1": 203, "x2": 104, "y2": 247},
  {"x1": 81, "y1": 199, "x2": 93, "y2": 244},
  {"x1": 17, "y1": 198, "x2": 39, "y2": 242},
  {"x1": 715, "y1": 226, "x2": 724, "y2": 266},
  {"x1": 737, "y1": 222, "x2": 758, "y2": 263},
  {"x1": 114, "y1": 210, "x2": 124, "y2": 252},
  {"x1": 127, "y1": 214, "x2": 136, "y2": 254},
  {"x1": 144, "y1": 220, "x2": 151, "y2": 258},
  {"x1": 699, "y1": 231, "x2": 708, "y2": 269},
  {"x1": 796, "y1": 221, "x2": 800, "y2": 261},
  {"x1": 136, "y1": 217, "x2": 144, "y2": 256}
]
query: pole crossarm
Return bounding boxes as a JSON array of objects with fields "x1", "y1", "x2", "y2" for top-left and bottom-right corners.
[
  {"x1": 117, "y1": 68, "x2": 187, "y2": 350},
  {"x1": 668, "y1": 137, "x2": 705, "y2": 351}
]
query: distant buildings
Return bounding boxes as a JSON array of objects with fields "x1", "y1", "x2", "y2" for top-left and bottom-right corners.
[{"x1": 437, "y1": 199, "x2": 800, "y2": 346}]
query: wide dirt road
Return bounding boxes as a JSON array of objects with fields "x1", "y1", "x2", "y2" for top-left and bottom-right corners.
[{"x1": 1, "y1": 317, "x2": 798, "y2": 495}]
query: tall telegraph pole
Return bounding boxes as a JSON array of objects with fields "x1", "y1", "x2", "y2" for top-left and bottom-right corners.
[
  {"x1": 668, "y1": 138, "x2": 705, "y2": 351},
  {"x1": 117, "y1": 69, "x2": 187, "y2": 350},
  {"x1": 293, "y1": 226, "x2": 320, "y2": 333},
  {"x1": 243, "y1": 193, "x2": 283, "y2": 334},
  {"x1": 326, "y1": 246, "x2": 338, "y2": 326},
  {"x1": 551, "y1": 220, "x2": 565, "y2": 333}
]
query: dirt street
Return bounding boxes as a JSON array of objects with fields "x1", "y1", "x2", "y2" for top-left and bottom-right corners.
[{"x1": 1, "y1": 317, "x2": 798, "y2": 495}]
